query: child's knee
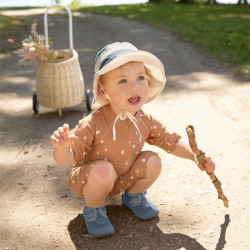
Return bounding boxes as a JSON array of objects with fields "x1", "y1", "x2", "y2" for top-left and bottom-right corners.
[
  {"x1": 90, "y1": 161, "x2": 117, "y2": 184},
  {"x1": 146, "y1": 152, "x2": 162, "y2": 176}
]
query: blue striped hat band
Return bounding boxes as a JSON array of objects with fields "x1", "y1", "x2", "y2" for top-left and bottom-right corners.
[{"x1": 94, "y1": 42, "x2": 138, "y2": 73}]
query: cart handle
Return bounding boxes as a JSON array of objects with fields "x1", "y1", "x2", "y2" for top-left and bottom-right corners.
[{"x1": 44, "y1": 4, "x2": 73, "y2": 50}]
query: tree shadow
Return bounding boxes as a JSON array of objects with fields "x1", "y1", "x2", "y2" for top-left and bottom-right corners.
[{"x1": 68, "y1": 205, "x2": 230, "y2": 250}]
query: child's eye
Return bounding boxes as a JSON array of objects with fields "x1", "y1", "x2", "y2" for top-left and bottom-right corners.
[
  {"x1": 138, "y1": 76, "x2": 145, "y2": 80},
  {"x1": 119, "y1": 79, "x2": 127, "y2": 84}
]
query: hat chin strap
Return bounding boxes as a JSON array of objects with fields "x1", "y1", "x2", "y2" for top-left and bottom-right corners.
[
  {"x1": 99, "y1": 83, "x2": 142, "y2": 141},
  {"x1": 113, "y1": 111, "x2": 142, "y2": 141},
  {"x1": 99, "y1": 83, "x2": 112, "y2": 102}
]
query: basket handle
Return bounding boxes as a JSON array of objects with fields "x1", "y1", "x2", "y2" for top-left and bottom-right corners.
[{"x1": 44, "y1": 4, "x2": 73, "y2": 50}]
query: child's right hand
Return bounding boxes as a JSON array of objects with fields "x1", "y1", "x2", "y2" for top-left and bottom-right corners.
[{"x1": 50, "y1": 123, "x2": 75, "y2": 151}]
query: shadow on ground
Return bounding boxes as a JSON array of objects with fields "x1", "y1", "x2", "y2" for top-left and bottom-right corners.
[{"x1": 68, "y1": 205, "x2": 230, "y2": 250}]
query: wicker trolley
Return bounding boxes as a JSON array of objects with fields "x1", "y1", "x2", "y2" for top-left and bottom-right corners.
[{"x1": 33, "y1": 4, "x2": 93, "y2": 116}]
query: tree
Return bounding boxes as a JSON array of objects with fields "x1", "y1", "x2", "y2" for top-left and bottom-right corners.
[
  {"x1": 237, "y1": 0, "x2": 249, "y2": 4},
  {"x1": 148, "y1": 0, "x2": 165, "y2": 2},
  {"x1": 179, "y1": 0, "x2": 194, "y2": 2}
]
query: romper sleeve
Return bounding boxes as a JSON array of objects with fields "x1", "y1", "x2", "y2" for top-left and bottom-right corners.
[
  {"x1": 145, "y1": 113, "x2": 181, "y2": 153},
  {"x1": 71, "y1": 116, "x2": 95, "y2": 166}
]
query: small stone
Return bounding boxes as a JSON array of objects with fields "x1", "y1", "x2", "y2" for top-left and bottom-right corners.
[
  {"x1": 204, "y1": 229, "x2": 213, "y2": 235},
  {"x1": 164, "y1": 195, "x2": 172, "y2": 201},
  {"x1": 46, "y1": 177, "x2": 58, "y2": 181},
  {"x1": 168, "y1": 174, "x2": 175, "y2": 179},
  {"x1": 195, "y1": 202, "x2": 204, "y2": 206},
  {"x1": 149, "y1": 225, "x2": 154, "y2": 233},
  {"x1": 196, "y1": 188, "x2": 204, "y2": 194}
]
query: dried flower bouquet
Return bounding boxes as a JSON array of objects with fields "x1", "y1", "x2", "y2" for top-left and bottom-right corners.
[{"x1": 16, "y1": 20, "x2": 59, "y2": 63}]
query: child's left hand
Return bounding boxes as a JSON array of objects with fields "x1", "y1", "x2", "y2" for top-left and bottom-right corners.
[{"x1": 195, "y1": 156, "x2": 215, "y2": 173}]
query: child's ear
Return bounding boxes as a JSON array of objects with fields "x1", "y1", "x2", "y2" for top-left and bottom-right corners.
[{"x1": 98, "y1": 83, "x2": 108, "y2": 100}]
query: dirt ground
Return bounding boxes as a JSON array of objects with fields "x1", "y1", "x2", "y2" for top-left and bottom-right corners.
[{"x1": 0, "y1": 8, "x2": 249, "y2": 250}]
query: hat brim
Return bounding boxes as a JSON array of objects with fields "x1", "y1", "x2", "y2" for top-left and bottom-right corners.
[{"x1": 92, "y1": 50, "x2": 166, "y2": 110}]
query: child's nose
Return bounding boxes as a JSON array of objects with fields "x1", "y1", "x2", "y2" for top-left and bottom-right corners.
[{"x1": 130, "y1": 81, "x2": 140, "y2": 91}]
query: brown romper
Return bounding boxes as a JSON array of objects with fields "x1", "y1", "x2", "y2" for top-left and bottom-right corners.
[{"x1": 69, "y1": 104, "x2": 181, "y2": 197}]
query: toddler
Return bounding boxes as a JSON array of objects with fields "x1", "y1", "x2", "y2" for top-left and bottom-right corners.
[{"x1": 51, "y1": 42, "x2": 215, "y2": 237}]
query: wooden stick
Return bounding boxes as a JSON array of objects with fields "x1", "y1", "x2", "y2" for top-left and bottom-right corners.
[{"x1": 186, "y1": 125, "x2": 229, "y2": 208}]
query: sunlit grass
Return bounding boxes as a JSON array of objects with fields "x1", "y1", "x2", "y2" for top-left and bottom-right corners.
[{"x1": 76, "y1": 3, "x2": 250, "y2": 75}]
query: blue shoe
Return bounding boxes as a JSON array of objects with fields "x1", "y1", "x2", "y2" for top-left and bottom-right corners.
[
  {"x1": 122, "y1": 191, "x2": 159, "y2": 220},
  {"x1": 83, "y1": 205, "x2": 114, "y2": 237}
]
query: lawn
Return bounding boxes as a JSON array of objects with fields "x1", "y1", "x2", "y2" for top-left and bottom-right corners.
[{"x1": 75, "y1": 3, "x2": 250, "y2": 76}]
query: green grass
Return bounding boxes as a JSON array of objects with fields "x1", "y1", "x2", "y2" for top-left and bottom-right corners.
[
  {"x1": 75, "y1": 3, "x2": 250, "y2": 76},
  {"x1": 0, "y1": 14, "x2": 30, "y2": 53}
]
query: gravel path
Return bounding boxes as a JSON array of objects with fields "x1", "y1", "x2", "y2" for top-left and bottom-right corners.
[{"x1": 0, "y1": 8, "x2": 249, "y2": 250}]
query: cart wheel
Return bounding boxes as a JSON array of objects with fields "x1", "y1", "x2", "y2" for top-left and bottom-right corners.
[
  {"x1": 33, "y1": 92, "x2": 39, "y2": 113},
  {"x1": 86, "y1": 89, "x2": 94, "y2": 111}
]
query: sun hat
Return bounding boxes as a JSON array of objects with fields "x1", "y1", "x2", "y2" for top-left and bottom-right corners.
[{"x1": 92, "y1": 42, "x2": 166, "y2": 110}]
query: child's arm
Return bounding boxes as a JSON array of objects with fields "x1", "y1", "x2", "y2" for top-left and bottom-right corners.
[
  {"x1": 171, "y1": 138, "x2": 195, "y2": 161},
  {"x1": 50, "y1": 123, "x2": 75, "y2": 167},
  {"x1": 144, "y1": 112, "x2": 215, "y2": 173},
  {"x1": 171, "y1": 138, "x2": 215, "y2": 173}
]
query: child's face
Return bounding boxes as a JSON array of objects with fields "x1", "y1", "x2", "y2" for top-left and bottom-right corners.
[{"x1": 99, "y1": 61, "x2": 149, "y2": 115}]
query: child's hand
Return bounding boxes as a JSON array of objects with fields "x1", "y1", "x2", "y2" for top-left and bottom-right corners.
[
  {"x1": 196, "y1": 156, "x2": 215, "y2": 173},
  {"x1": 50, "y1": 124, "x2": 75, "y2": 150}
]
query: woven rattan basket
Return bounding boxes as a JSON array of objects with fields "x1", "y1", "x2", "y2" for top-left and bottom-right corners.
[{"x1": 36, "y1": 49, "x2": 84, "y2": 111}]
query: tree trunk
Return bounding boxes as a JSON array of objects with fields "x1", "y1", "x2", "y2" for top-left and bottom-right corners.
[
  {"x1": 237, "y1": 0, "x2": 249, "y2": 4},
  {"x1": 206, "y1": 0, "x2": 218, "y2": 4},
  {"x1": 148, "y1": 0, "x2": 164, "y2": 2},
  {"x1": 179, "y1": 0, "x2": 194, "y2": 3}
]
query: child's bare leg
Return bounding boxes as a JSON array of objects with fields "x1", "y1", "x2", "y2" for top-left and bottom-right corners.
[
  {"x1": 122, "y1": 152, "x2": 161, "y2": 220},
  {"x1": 83, "y1": 160, "x2": 117, "y2": 208},
  {"x1": 128, "y1": 153, "x2": 162, "y2": 194},
  {"x1": 78, "y1": 161, "x2": 116, "y2": 237}
]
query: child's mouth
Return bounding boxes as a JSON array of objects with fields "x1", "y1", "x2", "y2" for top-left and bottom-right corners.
[{"x1": 128, "y1": 96, "x2": 141, "y2": 105}]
